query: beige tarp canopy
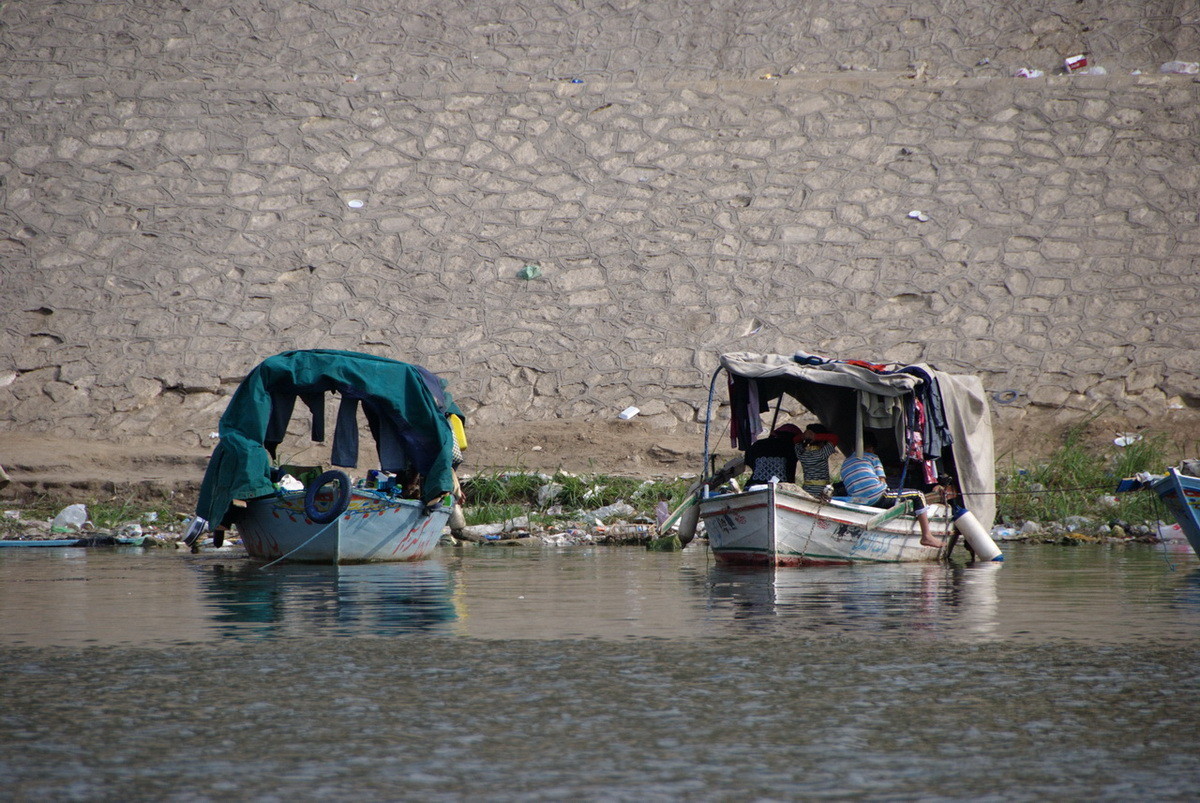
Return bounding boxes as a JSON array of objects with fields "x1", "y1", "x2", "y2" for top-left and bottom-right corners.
[{"x1": 717, "y1": 352, "x2": 996, "y2": 528}]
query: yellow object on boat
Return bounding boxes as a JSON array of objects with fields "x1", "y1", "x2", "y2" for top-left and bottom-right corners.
[{"x1": 449, "y1": 414, "x2": 467, "y2": 450}]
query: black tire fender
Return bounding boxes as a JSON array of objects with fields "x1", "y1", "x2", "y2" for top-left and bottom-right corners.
[{"x1": 305, "y1": 470, "x2": 351, "y2": 524}]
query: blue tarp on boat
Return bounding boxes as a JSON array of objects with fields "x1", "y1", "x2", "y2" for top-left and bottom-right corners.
[{"x1": 196, "y1": 349, "x2": 462, "y2": 530}]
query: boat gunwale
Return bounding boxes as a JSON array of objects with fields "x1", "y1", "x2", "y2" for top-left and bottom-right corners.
[{"x1": 698, "y1": 485, "x2": 954, "y2": 533}]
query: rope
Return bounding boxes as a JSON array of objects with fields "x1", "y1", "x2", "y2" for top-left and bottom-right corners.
[
  {"x1": 974, "y1": 484, "x2": 1127, "y2": 497},
  {"x1": 1149, "y1": 492, "x2": 1176, "y2": 571},
  {"x1": 258, "y1": 518, "x2": 339, "y2": 570}
]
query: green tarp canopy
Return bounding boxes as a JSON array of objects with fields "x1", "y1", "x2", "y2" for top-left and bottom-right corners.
[{"x1": 196, "y1": 349, "x2": 462, "y2": 529}]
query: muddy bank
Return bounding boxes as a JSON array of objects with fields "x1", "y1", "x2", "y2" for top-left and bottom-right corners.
[{"x1": 2, "y1": 410, "x2": 1198, "y2": 507}]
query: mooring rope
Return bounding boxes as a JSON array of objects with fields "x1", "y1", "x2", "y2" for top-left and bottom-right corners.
[
  {"x1": 258, "y1": 518, "x2": 338, "y2": 570},
  {"x1": 973, "y1": 484, "x2": 1125, "y2": 497},
  {"x1": 1147, "y1": 492, "x2": 1177, "y2": 571}
]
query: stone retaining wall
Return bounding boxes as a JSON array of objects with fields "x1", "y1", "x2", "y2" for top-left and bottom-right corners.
[
  {"x1": 1, "y1": 1, "x2": 1198, "y2": 448},
  {"x1": 3, "y1": 0, "x2": 1196, "y2": 82}
]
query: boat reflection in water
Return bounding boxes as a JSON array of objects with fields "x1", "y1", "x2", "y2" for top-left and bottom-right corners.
[
  {"x1": 700, "y1": 560, "x2": 1002, "y2": 640},
  {"x1": 1176, "y1": 566, "x2": 1200, "y2": 611},
  {"x1": 194, "y1": 559, "x2": 459, "y2": 638}
]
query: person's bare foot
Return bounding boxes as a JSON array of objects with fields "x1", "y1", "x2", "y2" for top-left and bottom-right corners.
[{"x1": 921, "y1": 536, "x2": 945, "y2": 549}]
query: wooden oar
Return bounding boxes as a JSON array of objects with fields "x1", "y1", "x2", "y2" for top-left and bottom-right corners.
[
  {"x1": 648, "y1": 498, "x2": 700, "y2": 551},
  {"x1": 654, "y1": 455, "x2": 745, "y2": 537},
  {"x1": 649, "y1": 456, "x2": 746, "y2": 550},
  {"x1": 656, "y1": 494, "x2": 697, "y2": 535}
]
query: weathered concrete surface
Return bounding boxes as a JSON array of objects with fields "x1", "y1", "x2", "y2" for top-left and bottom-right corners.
[{"x1": 1, "y1": 1, "x2": 1199, "y2": 491}]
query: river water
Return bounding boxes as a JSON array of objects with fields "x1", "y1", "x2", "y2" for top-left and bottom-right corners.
[{"x1": 2, "y1": 541, "x2": 1198, "y2": 800}]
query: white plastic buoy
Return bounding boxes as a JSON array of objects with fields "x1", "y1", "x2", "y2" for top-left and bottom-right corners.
[{"x1": 953, "y1": 508, "x2": 1004, "y2": 561}]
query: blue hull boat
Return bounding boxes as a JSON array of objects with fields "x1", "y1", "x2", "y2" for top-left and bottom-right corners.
[
  {"x1": 0, "y1": 536, "x2": 149, "y2": 548},
  {"x1": 233, "y1": 489, "x2": 450, "y2": 564},
  {"x1": 191, "y1": 349, "x2": 466, "y2": 564},
  {"x1": 1151, "y1": 468, "x2": 1200, "y2": 557}
]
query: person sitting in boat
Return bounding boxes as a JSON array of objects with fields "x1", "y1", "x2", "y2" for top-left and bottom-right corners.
[
  {"x1": 745, "y1": 424, "x2": 803, "y2": 485},
  {"x1": 796, "y1": 424, "x2": 839, "y2": 497},
  {"x1": 840, "y1": 432, "x2": 945, "y2": 549}
]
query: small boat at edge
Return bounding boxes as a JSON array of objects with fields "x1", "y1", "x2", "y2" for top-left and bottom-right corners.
[
  {"x1": 1150, "y1": 467, "x2": 1200, "y2": 558},
  {"x1": 189, "y1": 349, "x2": 463, "y2": 565},
  {"x1": 692, "y1": 351, "x2": 1003, "y2": 566}
]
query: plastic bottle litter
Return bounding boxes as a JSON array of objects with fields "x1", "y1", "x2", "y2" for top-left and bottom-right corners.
[
  {"x1": 618, "y1": 406, "x2": 640, "y2": 420},
  {"x1": 51, "y1": 503, "x2": 88, "y2": 533}
]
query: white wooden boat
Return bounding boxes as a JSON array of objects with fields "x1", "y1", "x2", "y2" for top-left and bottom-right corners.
[
  {"x1": 701, "y1": 482, "x2": 952, "y2": 566},
  {"x1": 689, "y1": 351, "x2": 1003, "y2": 566},
  {"x1": 233, "y1": 488, "x2": 451, "y2": 564}
]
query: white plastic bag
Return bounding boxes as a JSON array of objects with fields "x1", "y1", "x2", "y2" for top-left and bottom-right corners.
[
  {"x1": 1160, "y1": 61, "x2": 1200, "y2": 75},
  {"x1": 51, "y1": 504, "x2": 88, "y2": 532}
]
